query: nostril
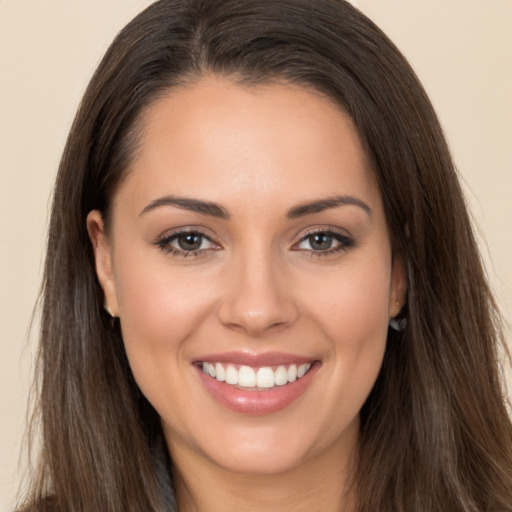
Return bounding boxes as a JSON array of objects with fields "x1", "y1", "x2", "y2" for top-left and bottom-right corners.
[{"x1": 218, "y1": 303, "x2": 299, "y2": 336}]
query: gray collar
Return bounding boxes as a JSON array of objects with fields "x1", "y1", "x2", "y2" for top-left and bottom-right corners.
[{"x1": 151, "y1": 434, "x2": 178, "y2": 511}]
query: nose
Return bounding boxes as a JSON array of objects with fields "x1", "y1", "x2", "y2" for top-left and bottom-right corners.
[{"x1": 216, "y1": 248, "x2": 299, "y2": 336}]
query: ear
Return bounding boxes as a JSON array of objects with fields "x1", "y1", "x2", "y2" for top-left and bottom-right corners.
[
  {"x1": 87, "y1": 210, "x2": 119, "y2": 316},
  {"x1": 388, "y1": 254, "x2": 407, "y2": 318}
]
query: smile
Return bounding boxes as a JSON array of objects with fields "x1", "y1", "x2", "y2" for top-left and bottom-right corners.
[
  {"x1": 195, "y1": 354, "x2": 320, "y2": 414},
  {"x1": 200, "y1": 362, "x2": 312, "y2": 390}
]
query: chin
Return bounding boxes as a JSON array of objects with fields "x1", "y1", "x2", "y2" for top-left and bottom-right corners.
[
  {"x1": 206, "y1": 438, "x2": 312, "y2": 476},
  {"x1": 167, "y1": 413, "x2": 360, "y2": 478}
]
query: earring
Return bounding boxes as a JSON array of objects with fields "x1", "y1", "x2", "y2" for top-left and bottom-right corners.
[
  {"x1": 389, "y1": 301, "x2": 406, "y2": 332},
  {"x1": 104, "y1": 303, "x2": 116, "y2": 318},
  {"x1": 389, "y1": 317, "x2": 407, "y2": 331}
]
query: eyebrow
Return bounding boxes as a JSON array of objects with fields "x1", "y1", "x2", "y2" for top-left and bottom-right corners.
[
  {"x1": 139, "y1": 193, "x2": 372, "y2": 220},
  {"x1": 139, "y1": 195, "x2": 230, "y2": 219},
  {"x1": 286, "y1": 195, "x2": 372, "y2": 219}
]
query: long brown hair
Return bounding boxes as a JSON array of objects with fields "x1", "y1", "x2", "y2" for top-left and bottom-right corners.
[{"x1": 21, "y1": 1, "x2": 512, "y2": 510}]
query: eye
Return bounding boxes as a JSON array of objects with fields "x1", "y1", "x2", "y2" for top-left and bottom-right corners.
[
  {"x1": 174, "y1": 232, "x2": 209, "y2": 251},
  {"x1": 300, "y1": 232, "x2": 335, "y2": 251},
  {"x1": 156, "y1": 230, "x2": 218, "y2": 256},
  {"x1": 295, "y1": 230, "x2": 354, "y2": 254}
]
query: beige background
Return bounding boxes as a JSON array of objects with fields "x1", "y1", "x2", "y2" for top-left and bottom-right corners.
[{"x1": 1, "y1": 1, "x2": 511, "y2": 509}]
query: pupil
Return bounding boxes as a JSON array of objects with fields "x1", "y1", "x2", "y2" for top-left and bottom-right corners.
[
  {"x1": 311, "y1": 233, "x2": 332, "y2": 250},
  {"x1": 178, "y1": 233, "x2": 202, "y2": 251}
]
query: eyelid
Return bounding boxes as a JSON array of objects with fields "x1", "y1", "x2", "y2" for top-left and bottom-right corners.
[
  {"x1": 294, "y1": 225, "x2": 353, "y2": 243},
  {"x1": 154, "y1": 227, "x2": 221, "y2": 256},
  {"x1": 291, "y1": 226, "x2": 355, "y2": 254},
  {"x1": 154, "y1": 225, "x2": 354, "y2": 257},
  {"x1": 155, "y1": 225, "x2": 218, "y2": 242}
]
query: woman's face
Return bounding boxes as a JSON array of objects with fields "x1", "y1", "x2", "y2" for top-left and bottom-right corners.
[{"x1": 89, "y1": 77, "x2": 405, "y2": 476}]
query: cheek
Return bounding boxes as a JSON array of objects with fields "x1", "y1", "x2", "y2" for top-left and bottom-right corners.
[
  {"x1": 301, "y1": 255, "x2": 391, "y2": 408},
  {"x1": 112, "y1": 250, "x2": 218, "y2": 381},
  {"x1": 303, "y1": 254, "x2": 391, "y2": 343}
]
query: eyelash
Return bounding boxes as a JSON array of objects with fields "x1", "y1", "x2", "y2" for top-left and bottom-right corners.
[
  {"x1": 155, "y1": 228, "x2": 355, "y2": 258},
  {"x1": 155, "y1": 230, "x2": 218, "y2": 258},
  {"x1": 293, "y1": 228, "x2": 355, "y2": 257}
]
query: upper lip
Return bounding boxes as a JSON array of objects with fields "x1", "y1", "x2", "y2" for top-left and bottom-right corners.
[{"x1": 194, "y1": 351, "x2": 316, "y2": 367}]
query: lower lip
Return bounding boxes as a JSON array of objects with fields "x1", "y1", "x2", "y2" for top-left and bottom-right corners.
[{"x1": 195, "y1": 363, "x2": 319, "y2": 415}]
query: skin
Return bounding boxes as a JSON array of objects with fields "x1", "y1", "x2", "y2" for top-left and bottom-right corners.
[{"x1": 88, "y1": 76, "x2": 406, "y2": 512}]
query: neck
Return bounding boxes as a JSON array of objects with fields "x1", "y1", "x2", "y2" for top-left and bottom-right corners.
[{"x1": 168, "y1": 426, "x2": 359, "y2": 512}]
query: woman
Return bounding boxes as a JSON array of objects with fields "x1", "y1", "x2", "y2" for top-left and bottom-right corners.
[{"x1": 20, "y1": 0, "x2": 512, "y2": 511}]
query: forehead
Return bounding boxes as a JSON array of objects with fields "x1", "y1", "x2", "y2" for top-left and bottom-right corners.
[{"x1": 117, "y1": 76, "x2": 381, "y2": 217}]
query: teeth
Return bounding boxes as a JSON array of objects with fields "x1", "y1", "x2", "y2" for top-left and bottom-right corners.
[
  {"x1": 239, "y1": 366, "x2": 256, "y2": 387},
  {"x1": 225, "y1": 364, "x2": 239, "y2": 385},
  {"x1": 215, "y1": 362, "x2": 225, "y2": 382},
  {"x1": 200, "y1": 362, "x2": 312, "y2": 389},
  {"x1": 256, "y1": 367, "x2": 275, "y2": 388},
  {"x1": 297, "y1": 363, "x2": 308, "y2": 378},
  {"x1": 274, "y1": 365, "x2": 288, "y2": 386},
  {"x1": 287, "y1": 364, "x2": 297, "y2": 382}
]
